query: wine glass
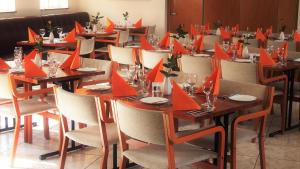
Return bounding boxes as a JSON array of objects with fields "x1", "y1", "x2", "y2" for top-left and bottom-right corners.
[
  {"x1": 127, "y1": 65, "x2": 137, "y2": 85},
  {"x1": 187, "y1": 73, "x2": 198, "y2": 97},
  {"x1": 14, "y1": 47, "x2": 23, "y2": 69},
  {"x1": 202, "y1": 79, "x2": 213, "y2": 107},
  {"x1": 85, "y1": 22, "x2": 91, "y2": 30},
  {"x1": 39, "y1": 29, "x2": 46, "y2": 38},
  {"x1": 222, "y1": 41, "x2": 230, "y2": 52},
  {"x1": 57, "y1": 27, "x2": 63, "y2": 40}
]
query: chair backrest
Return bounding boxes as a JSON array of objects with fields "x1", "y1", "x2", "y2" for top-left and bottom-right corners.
[
  {"x1": 288, "y1": 41, "x2": 296, "y2": 52},
  {"x1": 48, "y1": 52, "x2": 69, "y2": 65},
  {"x1": 247, "y1": 39, "x2": 258, "y2": 48},
  {"x1": 179, "y1": 55, "x2": 213, "y2": 81},
  {"x1": 113, "y1": 100, "x2": 166, "y2": 145},
  {"x1": 221, "y1": 60, "x2": 258, "y2": 84},
  {"x1": 108, "y1": 45, "x2": 135, "y2": 65},
  {"x1": 203, "y1": 35, "x2": 220, "y2": 50},
  {"x1": 79, "y1": 37, "x2": 95, "y2": 55},
  {"x1": 0, "y1": 74, "x2": 13, "y2": 99},
  {"x1": 247, "y1": 46, "x2": 260, "y2": 53},
  {"x1": 54, "y1": 87, "x2": 99, "y2": 125},
  {"x1": 118, "y1": 30, "x2": 130, "y2": 45},
  {"x1": 141, "y1": 50, "x2": 169, "y2": 69},
  {"x1": 267, "y1": 40, "x2": 284, "y2": 49},
  {"x1": 81, "y1": 58, "x2": 112, "y2": 82}
]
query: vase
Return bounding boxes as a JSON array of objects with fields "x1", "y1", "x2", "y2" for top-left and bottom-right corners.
[
  {"x1": 279, "y1": 32, "x2": 285, "y2": 41},
  {"x1": 49, "y1": 32, "x2": 55, "y2": 43},
  {"x1": 242, "y1": 45, "x2": 249, "y2": 58},
  {"x1": 163, "y1": 77, "x2": 172, "y2": 96},
  {"x1": 92, "y1": 24, "x2": 98, "y2": 33},
  {"x1": 216, "y1": 28, "x2": 221, "y2": 36}
]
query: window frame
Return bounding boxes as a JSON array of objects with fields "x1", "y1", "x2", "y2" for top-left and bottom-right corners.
[
  {"x1": 40, "y1": 0, "x2": 69, "y2": 10},
  {"x1": 0, "y1": 0, "x2": 16, "y2": 13}
]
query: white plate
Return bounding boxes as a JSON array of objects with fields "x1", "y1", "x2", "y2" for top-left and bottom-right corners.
[
  {"x1": 83, "y1": 84, "x2": 111, "y2": 91},
  {"x1": 235, "y1": 59, "x2": 252, "y2": 63},
  {"x1": 193, "y1": 53, "x2": 210, "y2": 57},
  {"x1": 140, "y1": 97, "x2": 169, "y2": 105},
  {"x1": 294, "y1": 58, "x2": 300, "y2": 62},
  {"x1": 9, "y1": 68, "x2": 25, "y2": 73},
  {"x1": 155, "y1": 49, "x2": 171, "y2": 53},
  {"x1": 229, "y1": 94, "x2": 257, "y2": 102},
  {"x1": 76, "y1": 67, "x2": 97, "y2": 72},
  {"x1": 206, "y1": 49, "x2": 215, "y2": 52},
  {"x1": 126, "y1": 45, "x2": 140, "y2": 48}
]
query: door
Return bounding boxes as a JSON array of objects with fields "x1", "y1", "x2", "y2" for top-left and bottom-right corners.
[{"x1": 167, "y1": 0, "x2": 203, "y2": 33}]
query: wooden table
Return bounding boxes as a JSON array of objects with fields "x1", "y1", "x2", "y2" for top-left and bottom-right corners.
[
  {"x1": 76, "y1": 88, "x2": 262, "y2": 169},
  {"x1": 17, "y1": 38, "x2": 76, "y2": 49},
  {"x1": 78, "y1": 31, "x2": 117, "y2": 38}
]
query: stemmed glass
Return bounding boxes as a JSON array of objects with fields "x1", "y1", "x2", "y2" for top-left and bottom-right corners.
[
  {"x1": 127, "y1": 65, "x2": 137, "y2": 85},
  {"x1": 187, "y1": 73, "x2": 198, "y2": 97},
  {"x1": 202, "y1": 79, "x2": 213, "y2": 107},
  {"x1": 14, "y1": 47, "x2": 23, "y2": 69},
  {"x1": 137, "y1": 67, "x2": 149, "y2": 96},
  {"x1": 222, "y1": 41, "x2": 230, "y2": 52},
  {"x1": 57, "y1": 27, "x2": 63, "y2": 40},
  {"x1": 277, "y1": 47, "x2": 286, "y2": 66},
  {"x1": 39, "y1": 29, "x2": 46, "y2": 38},
  {"x1": 85, "y1": 22, "x2": 91, "y2": 32}
]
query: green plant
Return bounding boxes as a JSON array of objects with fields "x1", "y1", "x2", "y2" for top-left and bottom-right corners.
[
  {"x1": 123, "y1": 11, "x2": 129, "y2": 21},
  {"x1": 91, "y1": 12, "x2": 104, "y2": 25},
  {"x1": 171, "y1": 24, "x2": 187, "y2": 39},
  {"x1": 160, "y1": 55, "x2": 180, "y2": 78},
  {"x1": 34, "y1": 37, "x2": 47, "y2": 58}
]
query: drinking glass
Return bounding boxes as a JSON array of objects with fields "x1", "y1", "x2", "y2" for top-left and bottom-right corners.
[
  {"x1": 187, "y1": 73, "x2": 198, "y2": 96},
  {"x1": 277, "y1": 47, "x2": 286, "y2": 66},
  {"x1": 202, "y1": 79, "x2": 213, "y2": 107},
  {"x1": 39, "y1": 29, "x2": 46, "y2": 38},
  {"x1": 14, "y1": 47, "x2": 23, "y2": 69},
  {"x1": 222, "y1": 41, "x2": 230, "y2": 52},
  {"x1": 57, "y1": 27, "x2": 63, "y2": 40},
  {"x1": 85, "y1": 22, "x2": 91, "y2": 31},
  {"x1": 127, "y1": 65, "x2": 137, "y2": 85},
  {"x1": 152, "y1": 82, "x2": 163, "y2": 97},
  {"x1": 48, "y1": 57, "x2": 59, "y2": 78}
]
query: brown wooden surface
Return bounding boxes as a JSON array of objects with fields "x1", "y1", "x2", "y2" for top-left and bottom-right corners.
[
  {"x1": 168, "y1": 0, "x2": 203, "y2": 32},
  {"x1": 76, "y1": 88, "x2": 262, "y2": 123},
  {"x1": 17, "y1": 40, "x2": 76, "y2": 48},
  {"x1": 9, "y1": 68, "x2": 105, "y2": 84},
  {"x1": 78, "y1": 31, "x2": 117, "y2": 38}
]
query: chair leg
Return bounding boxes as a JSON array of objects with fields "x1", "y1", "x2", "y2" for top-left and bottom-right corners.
[
  {"x1": 258, "y1": 135, "x2": 266, "y2": 169},
  {"x1": 27, "y1": 115, "x2": 33, "y2": 144},
  {"x1": 58, "y1": 120, "x2": 63, "y2": 151},
  {"x1": 24, "y1": 116, "x2": 28, "y2": 143},
  {"x1": 59, "y1": 137, "x2": 69, "y2": 169},
  {"x1": 231, "y1": 141, "x2": 237, "y2": 169},
  {"x1": 10, "y1": 118, "x2": 21, "y2": 167},
  {"x1": 100, "y1": 146, "x2": 109, "y2": 169},
  {"x1": 43, "y1": 116, "x2": 50, "y2": 140},
  {"x1": 299, "y1": 102, "x2": 300, "y2": 131},
  {"x1": 119, "y1": 155, "x2": 128, "y2": 169}
]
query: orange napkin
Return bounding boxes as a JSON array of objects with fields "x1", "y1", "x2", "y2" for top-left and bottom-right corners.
[
  {"x1": 205, "y1": 23, "x2": 210, "y2": 34},
  {"x1": 265, "y1": 26, "x2": 273, "y2": 37},
  {"x1": 236, "y1": 42, "x2": 243, "y2": 58},
  {"x1": 105, "y1": 20, "x2": 115, "y2": 33},
  {"x1": 146, "y1": 59, "x2": 164, "y2": 83},
  {"x1": 140, "y1": 36, "x2": 155, "y2": 50},
  {"x1": 259, "y1": 48, "x2": 276, "y2": 66},
  {"x1": 282, "y1": 42, "x2": 288, "y2": 58},
  {"x1": 24, "y1": 49, "x2": 39, "y2": 60},
  {"x1": 159, "y1": 32, "x2": 170, "y2": 48},
  {"x1": 60, "y1": 49, "x2": 80, "y2": 69},
  {"x1": 75, "y1": 21, "x2": 84, "y2": 34},
  {"x1": 28, "y1": 27, "x2": 38, "y2": 43},
  {"x1": 256, "y1": 29, "x2": 266, "y2": 42},
  {"x1": 194, "y1": 36, "x2": 204, "y2": 53},
  {"x1": 220, "y1": 29, "x2": 232, "y2": 40},
  {"x1": 0, "y1": 59, "x2": 10, "y2": 69},
  {"x1": 64, "y1": 28, "x2": 76, "y2": 42},
  {"x1": 231, "y1": 24, "x2": 239, "y2": 33},
  {"x1": 23, "y1": 58, "x2": 47, "y2": 78},
  {"x1": 172, "y1": 81, "x2": 201, "y2": 111},
  {"x1": 214, "y1": 43, "x2": 231, "y2": 60},
  {"x1": 111, "y1": 70, "x2": 137, "y2": 97},
  {"x1": 294, "y1": 32, "x2": 300, "y2": 42},
  {"x1": 173, "y1": 39, "x2": 189, "y2": 55},
  {"x1": 134, "y1": 19, "x2": 142, "y2": 28},
  {"x1": 106, "y1": 18, "x2": 115, "y2": 27},
  {"x1": 197, "y1": 68, "x2": 220, "y2": 96},
  {"x1": 190, "y1": 25, "x2": 198, "y2": 37}
]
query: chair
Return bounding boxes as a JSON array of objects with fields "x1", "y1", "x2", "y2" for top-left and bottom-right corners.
[
  {"x1": 0, "y1": 74, "x2": 56, "y2": 166},
  {"x1": 188, "y1": 80, "x2": 274, "y2": 169},
  {"x1": 129, "y1": 26, "x2": 149, "y2": 42},
  {"x1": 55, "y1": 87, "x2": 118, "y2": 169},
  {"x1": 112, "y1": 100, "x2": 225, "y2": 169},
  {"x1": 203, "y1": 35, "x2": 220, "y2": 50},
  {"x1": 267, "y1": 40, "x2": 285, "y2": 49},
  {"x1": 147, "y1": 25, "x2": 156, "y2": 37},
  {"x1": 140, "y1": 50, "x2": 169, "y2": 69},
  {"x1": 178, "y1": 55, "x2": 214, "y2": 82},
  {"x1": 108, "y1": 45, "x2": 136, "y2": 65},
  {"x1": 79, "y1": 37, "x2": 95, "y2": 58}
]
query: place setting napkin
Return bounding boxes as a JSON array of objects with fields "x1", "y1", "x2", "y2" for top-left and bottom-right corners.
[
  {"x1": 60, "y1": 48, "x2": 81, "y2": 70},
  {"x1": 140, "y1": 36, "x2": 155, "y2": 50},
  {"x1": 196, "y1": 68, "x2": 220, "y2": 96},
  {"x1": 134, "y1": 19, "x2": 142, "y2": 28},
  {"x1": 159, "y1": 32, "x2": 170, "y2": 48},
  {"x1": 105, "y1": 18, "x2": 115, "y2": 33},
  {"x1": 64, "y1": 28, "x2": 77, "y2": 42},
  {"x1": 23, "y1": 57, "x2": 47, "y2": 78},
  {"x1": 172, "y1": 39, "x2": 189, "y2": 55},
  {"x1": 28, "y1": 27, "x2": 38, "y2": 43},
  {"x1": 146, "y1": 59, "x2": 164, "y2": 83},
  {"x1": 111, "y1": 70, "x2": 137, "y2": 97},
  {"x1": 259, "y1": 48, "x2": 276, "y2": 67},
  {"x1": 0, "y1": 58, "x2": 10, "y2": 69},
  {"x1": 214, "y1": 43, "x2": 231, "y2": 60},
  {"x1": 75, "y1": 21, "x2": 84, "y2": 34}
]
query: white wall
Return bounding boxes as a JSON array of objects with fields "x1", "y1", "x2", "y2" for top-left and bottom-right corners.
[
  {"x1": 77, "y1": 0, "x2": 167, "y2": 36},
  {"x1": 0, "y1": 0, "x2": 79, "y2": 18}
]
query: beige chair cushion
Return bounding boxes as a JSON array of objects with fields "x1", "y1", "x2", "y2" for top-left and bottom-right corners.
[
  {"x1": 123, "y1": 143, "x2": 216, "y2": 169},
  {"x1": 184, "y1": 127, "x2": 258, "y2": 150},
  {"x1": 65, "y1": 124, "x2": 118, "y2": 148},
  {"x1": 0, "y1": 98, "x2": 56, "y2": 117}
]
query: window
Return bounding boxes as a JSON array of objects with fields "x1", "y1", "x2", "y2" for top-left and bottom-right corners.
[
  {"x1": 0, "y1": 0, "x2": 16, "y2": 12},
  {"x1": 40, "y1": 0, "x2": 68, "y2": 10}
]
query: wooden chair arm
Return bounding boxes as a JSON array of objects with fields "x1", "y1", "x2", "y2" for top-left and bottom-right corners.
[
  {"x1": 47, "y1": 50, "x2": 73, "y2": 55},
  {"x1": 260, "y1": 74, "x2": 288, "y2": 85},
  {"x1": 13, "y1": 87, "x2": 53, "y2": 99},
  {"x1": 95, "y1": 39, "x2": 117, "y2": 43}
]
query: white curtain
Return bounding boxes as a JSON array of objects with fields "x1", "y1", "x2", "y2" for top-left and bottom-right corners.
[
  {"x1": 40, "y1": 0, "x2": 68, "y2": 9},
  {"x1": 0, "y1": 0, "x2": 15, "y2": 12}
]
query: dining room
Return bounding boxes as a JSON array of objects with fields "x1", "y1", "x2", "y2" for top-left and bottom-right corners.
[{"x1": 0, "y1": 0, "x2": 300, "y2": 169}]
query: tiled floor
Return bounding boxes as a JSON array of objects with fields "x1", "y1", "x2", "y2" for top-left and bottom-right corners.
[{"x1": 0, "y1": 103, "x2": 299, "y2": 169}]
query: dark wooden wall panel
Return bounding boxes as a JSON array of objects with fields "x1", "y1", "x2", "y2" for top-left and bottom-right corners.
[{"x1": 278, "y1": 0, "x2": 298, "y2": 32}]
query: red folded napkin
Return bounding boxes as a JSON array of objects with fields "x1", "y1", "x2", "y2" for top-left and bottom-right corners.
[
  {"x1": 24, "y1": 49, "x2": 39, "y2": 60},
  {"x1": 220, "y1": 29, "x2": 232, "y2": 40},
  {"x1": 205, "y1": 23, "x2": 210, "y2": 34},
  {"x1": 28, "y1": 27, "x2": 38, "y2": 43},
  {"x1": 256, "y1": 29, "x2": 266, "y2": 42},
  {"x1": 236, "y1": 42, "x2": 243, "y2": 58},
  {"x1": 172, "y1": 81, "x2": 201, "y2": 111},
  {"x1": 64, "y1": 28, "x2": 76, "y2": 42},
  {"x1": 294, "y1": 32, "x2": 300, "y2": 42},
  {"x1": 265, "y1": 26, "x2": 273, "y2": 37},
  {"x1": 75, "y1": 21, "x2": 84, "y2": 34},
  {"x1": 106, "y1": 18, "x2": 115, "y2": 27},
  {"x1": 111, "y1": 70, "x2": 137, "y2": 97},
  {"x1": 146, "y1": 59, "x2": 164, "y2": 83},
  {"x1": 0, "y1": 59, "x2": 10, "y2": 69},
  {"x1": 159, "y1": 32, "x2": 170, "y2": 48},
  {"x1": 173, "y1": 39, "x2": 189, "y2": 55},
  {"x1": 231, "y1": 24, "x2": 239, "y2": 34},
  {"x1": 190, "y1": 25, "x2": 198, "y2": 37},
  {"x1": 60, "y1": 49, "x2": 80, "y2": 69},
  {"x1": 197, "y1": 68, "x2": 220, "y2": 96},
  {"x1": 214, "y1": 43, "x2": 231, "y2": 60},
  {"x1": 259, "y1": 48, "x2": 276, "y2": 66},
  {"x1": 140, "y1": 36, "x2": 155, "y2": 50},
  {"x1": 134, "y1": 19, "x2": 142, "y2": 28},
  {"x1": 105, "y1": 21, "x2": 115, "y2": 33},
  {"x1": 23, "y1": 58, "x2": 47, "y2": 78},
  {"x1": 194, "y1": 36, "x2": 204, "y2": 53}
]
